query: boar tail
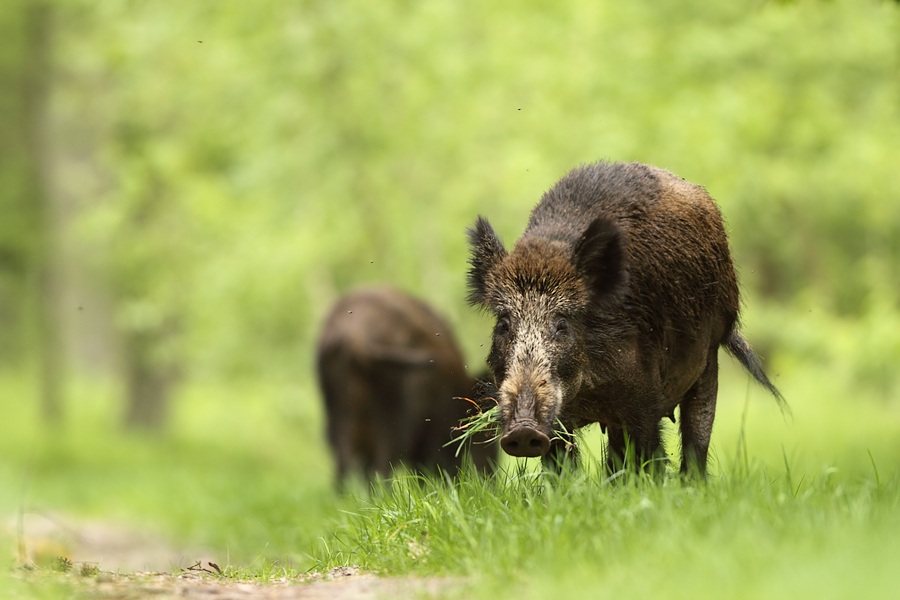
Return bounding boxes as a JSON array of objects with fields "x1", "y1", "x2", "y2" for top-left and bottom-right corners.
[{"x1": 724, "y1": 331, "x2": 789, "y2": 413}]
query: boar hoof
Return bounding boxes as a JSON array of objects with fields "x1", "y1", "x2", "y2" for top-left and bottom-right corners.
[{"x1": 501, "y1": 427, "x2": 551, "y2": 457}]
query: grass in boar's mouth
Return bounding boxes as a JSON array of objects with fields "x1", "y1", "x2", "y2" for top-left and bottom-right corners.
[
  {"x1": 447, "y1": 397, "x2": 501, "y2": 457},
  {"x1": 549, "y1": 419, "x2": 578, "y2": 453},
  {"x1": 447, "y1": 397, "x2": 579, "y2": 457}
]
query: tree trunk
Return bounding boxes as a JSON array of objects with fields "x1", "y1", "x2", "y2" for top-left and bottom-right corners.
[
  {"x1": 22, "y1": 1, "x2": 65, "y2": 425},
  {"x1": 122, "y1": 323, "x2": 177, "y2": 432}
]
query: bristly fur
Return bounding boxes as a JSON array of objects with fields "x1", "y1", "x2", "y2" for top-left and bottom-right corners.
[
  {"x1": 466, "y1": 216, "x2": 508, "y2": 308},
  {"x1": 317, "y1": 287, "x2": 497, "y2": 484},
  {"x1": 466, "y1": 160, "x2": 785, "y2": 476},
  {"x1": 573, "y1": 216, "x2": 629, "y2": 304},
  {"x1": 528, "y1": 161, "x2": 740, "y2": 343}
]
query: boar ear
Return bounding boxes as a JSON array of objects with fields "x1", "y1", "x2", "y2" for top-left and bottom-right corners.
[
  {"x1": 574, "y1": 217, "x2": 628, "y2": 300},
  {"x1": 466, "y1": 216, "x2": 508, "y2": 307}
]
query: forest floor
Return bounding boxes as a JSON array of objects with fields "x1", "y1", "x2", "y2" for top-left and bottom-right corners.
[
  {"x1": 12, "y1": 568, "x2": 452, "y2": 600},
  {"x1": 7, "y1": 513, "x2": 451, "y2": 600}
]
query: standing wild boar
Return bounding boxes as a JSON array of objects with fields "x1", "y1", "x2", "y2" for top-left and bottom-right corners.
[
  {"x1": 467, "y1": 161, "x2": 784, "y2": 476},
  {"x1": 316, "y1": 286, "x2": 495, "y2": 484}
]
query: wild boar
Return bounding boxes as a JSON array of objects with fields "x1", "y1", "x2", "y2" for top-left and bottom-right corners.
[
  {"x1": 466, "y1": 161, "x2": 785, "y2": 476},
  {"x1": 316, "y1": 286, "x2": 495, "y2": 485}
]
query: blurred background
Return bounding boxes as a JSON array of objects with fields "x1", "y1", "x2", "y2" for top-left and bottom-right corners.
[{"x1": 1, "y1": 0, "x2": 898, "y2": 568}]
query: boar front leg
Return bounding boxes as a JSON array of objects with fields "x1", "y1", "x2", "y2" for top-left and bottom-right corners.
[{"x1": 542, "y1": 434, "x2": 579, "y2": 474}]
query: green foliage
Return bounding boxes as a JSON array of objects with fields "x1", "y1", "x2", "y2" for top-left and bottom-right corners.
[{"x1": 5, "y1": 0, "x2": 891, "y2": 384}]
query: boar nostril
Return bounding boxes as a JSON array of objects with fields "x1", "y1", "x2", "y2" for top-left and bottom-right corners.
[{"x1": 501, "y1": 427, "x2": 551, "y2": 458}]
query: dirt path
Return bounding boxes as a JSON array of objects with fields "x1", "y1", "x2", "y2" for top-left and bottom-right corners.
[
  {"x1": 7, "y1": 513, "x2": 456, "y2": 599},
  {"x1": 11, "y1": 511, "x2": 217, "y2": 573},
  {"x1": 14, "y1": 568, "x2": 454, "y2": 599}
]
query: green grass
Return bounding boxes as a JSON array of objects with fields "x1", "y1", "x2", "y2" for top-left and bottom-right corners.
[
  {"x1": 308, "y1": 357, "x2": 900, "y2": 600},
  {"x1": 315, "y1": 462, "x2": 899, "y2": 599},
  {"x1": 3, "y1": 359, "x2": 900, "y2": 599}
]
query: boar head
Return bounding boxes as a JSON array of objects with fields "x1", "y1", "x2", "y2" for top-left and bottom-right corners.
[{"x1": 466, "y1": 216, "x2": 628, "y2": 457}]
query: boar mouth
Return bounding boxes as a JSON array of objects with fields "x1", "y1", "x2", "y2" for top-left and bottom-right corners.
[{"x1": 500, "y1": 421, "x2": 551, "y2": 457}]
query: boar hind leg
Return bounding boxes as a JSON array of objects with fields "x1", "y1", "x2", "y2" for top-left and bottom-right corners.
[
  {"x1": 370, "y1": 407, "x2": 401, "y2": 479},
  {"x1": 322, "y1": 360, "x2": 357, "y2": 487},
  {"x1": 679, "y1": 349, "x2": 719, "y2": 478},
  {"x1": 371, "y1": 377, "x2": 419, "y2": 478}
]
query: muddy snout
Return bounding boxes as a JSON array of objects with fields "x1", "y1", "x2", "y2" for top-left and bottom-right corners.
[
  {"x1": 498, "y1": 379, "x2": 555, "y2": 457},
  {"x1": 500, "y1": 423, "x2": 551, "y2": 457}
]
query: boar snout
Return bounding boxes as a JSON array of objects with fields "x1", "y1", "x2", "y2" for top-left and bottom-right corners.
[
  {"x1": 498, "y1": 378, "x2": 556, "y2": 457},
  {"x1": 501, "y1": 425, "x2": 551, "y2": 457}
]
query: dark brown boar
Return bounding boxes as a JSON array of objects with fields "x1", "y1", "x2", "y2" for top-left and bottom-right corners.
[
  {"x1": 316, "y1": 286, "x2": 495, "y2": 484},
  {"x1": 466, "y1": 161, "x2": 785, "y2": 476}
]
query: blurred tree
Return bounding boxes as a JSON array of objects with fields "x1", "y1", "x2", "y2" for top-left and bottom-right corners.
[
  {"x1": 0, "y1": 3, "x2": 33, "y2": 353},
  {"x1": 93, "y1": 112, "x2": 189, "y2": 431},
  {"x1": 24, "y1": 0, "x2": 63, "y2": 426},
  {"x1": 0, "y1": 0, "x2": 65, "y2": 424}
]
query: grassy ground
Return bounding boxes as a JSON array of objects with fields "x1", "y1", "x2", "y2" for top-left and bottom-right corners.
[
  {"x1": 311, "y1": 359, "x2": 900, "y2": 599},
  {"x1": 317, "y1": 464, "x2": 899, "y2": 600},
  {"x1": 3, "y1": 356, "x2": 900, "y2": 599},
  {"x1": 0, "y1": 373, "x2": 340, "y2": 568}
]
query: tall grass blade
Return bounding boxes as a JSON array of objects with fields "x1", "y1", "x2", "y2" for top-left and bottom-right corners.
[{"x1": 867, "y1": 449, "x2": 880, "y2": 487}]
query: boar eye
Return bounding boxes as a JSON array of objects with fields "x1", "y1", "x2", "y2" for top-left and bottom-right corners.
[
  {"x1": 495, "y1": 316, "x2": 511, "y2": 337},
  {"x1": 554, "y1": 318, "x2": 570, "y2": 339}
]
